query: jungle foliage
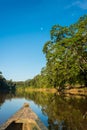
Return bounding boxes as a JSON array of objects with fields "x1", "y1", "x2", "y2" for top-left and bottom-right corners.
[
  {"x1": 26, "y1": 15, "x2": 87, "y2": 90},
  {"x1": 42, "y1": 15, "x2": 87, "y2": 89},
  {"x1": 0, "y1": 71, "x2": 16, "y2": 92}
]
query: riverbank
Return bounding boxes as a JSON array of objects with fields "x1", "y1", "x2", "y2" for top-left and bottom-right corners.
[
  {"x1": 63, "y1": 87, "x2": 87, "y2": 96},
  {"x1": 17, "y1": 87, "x2": 87, "y2": 96},
  {"x1": 31, "y1": 87, "x2": 87, "y2": 96},
  {"x1": 29, "y1": 88, "x2": 57, "y2": 93},
  {"x1": 17, "y1": 87, "x2": 57, "y2": 93}
]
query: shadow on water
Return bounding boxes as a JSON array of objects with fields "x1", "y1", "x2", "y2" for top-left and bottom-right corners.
[{"x1": 0, "y1": 90, "x2": 87, "y2": 130}]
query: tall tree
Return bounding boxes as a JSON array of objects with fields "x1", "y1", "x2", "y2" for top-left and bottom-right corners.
[{"x1": 43, "y1": 15, "x2": 87, "y2": 89}]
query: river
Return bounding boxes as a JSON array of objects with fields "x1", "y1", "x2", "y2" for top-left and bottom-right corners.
[{"x1": 0, "y1": 91, "x2": 87, "y2": 130}]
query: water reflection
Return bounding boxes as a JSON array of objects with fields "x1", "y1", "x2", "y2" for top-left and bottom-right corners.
[{"x1": 0, "y1": 91, "x2": 87, "y2": 130}]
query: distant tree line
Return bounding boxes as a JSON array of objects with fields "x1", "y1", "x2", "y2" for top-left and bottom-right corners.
[
  {"x1": 16, "y1": 15, "x2": 87, "y2": 91},
  {"x1": 0, "y1": 72, "x2": 16, "y2": 92}
]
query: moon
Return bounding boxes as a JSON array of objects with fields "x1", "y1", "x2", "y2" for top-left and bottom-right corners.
[{"x1": 40, "y1": 27, "x2": 43, "y2": 31}]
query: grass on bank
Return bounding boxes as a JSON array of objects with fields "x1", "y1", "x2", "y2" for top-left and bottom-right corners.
[{"x1": 16, "y1": 86, "x2": 87, "y2": 96}]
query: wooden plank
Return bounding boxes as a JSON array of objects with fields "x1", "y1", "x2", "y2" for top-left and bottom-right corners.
[{"x1": 0, "y1": 103, "x2": 48, "y2": 130}]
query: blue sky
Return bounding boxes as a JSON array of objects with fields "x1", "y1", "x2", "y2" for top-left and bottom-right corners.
[{"x1": 0, "y1": 0, "x2": 87, "y2": 81}]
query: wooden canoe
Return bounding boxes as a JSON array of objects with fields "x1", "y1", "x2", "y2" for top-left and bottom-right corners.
[{"x1": 0, "y1": 103, "x2": 48, "y2": 130}]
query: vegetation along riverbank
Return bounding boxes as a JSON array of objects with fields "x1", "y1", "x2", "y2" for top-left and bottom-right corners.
[{"x1": 16, "y1": 15, "x2": 87, "y2": 94}]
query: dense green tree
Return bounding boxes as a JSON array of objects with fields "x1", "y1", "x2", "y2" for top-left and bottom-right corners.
[
  {"x1": 0, "y1": 71, "x2": 16, "y2": 92},
  {"x1": 22, "y1": 15, "x2": 87, "y2": 90},
  {"x1": 43, "y1": 15, "x2": 87, "y2": 89}
]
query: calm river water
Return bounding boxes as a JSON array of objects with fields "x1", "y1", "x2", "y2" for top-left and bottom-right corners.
[{"x1": 0, "y1": 91, "x2": 87, "y2": 130}]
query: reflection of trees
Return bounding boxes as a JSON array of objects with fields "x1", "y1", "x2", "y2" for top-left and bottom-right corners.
[
  {"x1": 43, "y1": 94, "x2": 87, "y2": 130},
  {"x1": 0, "y1": 92, "x2": 16, "y2": 107},
  {"x1": 16, "y1": 91, "x2": 52, "y2": 108},
  {"x1": 16, "y1": 91, "x2": 87, "y2": 130},
  {"x1": 0, "y1": 91, "x2": 87, "y2": 130}
]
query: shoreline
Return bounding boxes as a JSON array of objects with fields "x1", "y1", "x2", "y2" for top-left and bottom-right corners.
[
  {"x1": 23, "y1": 88, "x2": 57, "y2": 93},
  {"x1": 17, "y1": 87, "x2": 87, "y2": 96},
  {"x1": 63, "y1": 87, "x2": 87, "y2": 96}
]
